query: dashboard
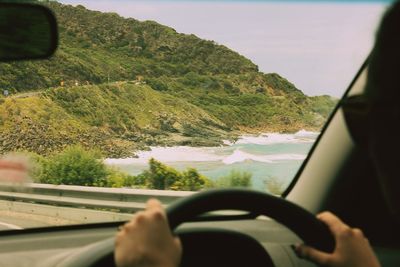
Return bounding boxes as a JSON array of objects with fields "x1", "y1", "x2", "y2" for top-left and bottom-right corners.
[{"x1": 0, "y1": 218, "x2": 316, "y2": 267}]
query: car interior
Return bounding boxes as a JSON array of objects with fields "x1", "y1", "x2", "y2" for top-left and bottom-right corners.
[{"x1": 0, "y1": 1, "x2": 400, "y2": 267}]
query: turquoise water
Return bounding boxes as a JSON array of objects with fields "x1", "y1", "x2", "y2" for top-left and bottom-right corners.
[{"x1": 105, "y1": 132, "x2": 317, "y2": 192}]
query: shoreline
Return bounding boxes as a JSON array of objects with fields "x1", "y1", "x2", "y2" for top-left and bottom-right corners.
[
  {"x1": 105, "y1": 129, "x2": 319, "y2": 164},
  {"x1": 104, "y1": 131, "x2": 318, "y2": 191}
]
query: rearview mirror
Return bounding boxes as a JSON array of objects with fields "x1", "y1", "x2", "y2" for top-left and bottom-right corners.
[{"x1": 0, "y1": 2, "x2": 58, "y2": 61}]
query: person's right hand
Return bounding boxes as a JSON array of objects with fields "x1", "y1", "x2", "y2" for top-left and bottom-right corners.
[{"x1": 295, "y1": 211, "x2": 381, "y2": 267}]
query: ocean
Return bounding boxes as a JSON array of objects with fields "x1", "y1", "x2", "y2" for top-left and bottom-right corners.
[{"x1": 104, "y1": 130, "x2": 319, "y2": 192}]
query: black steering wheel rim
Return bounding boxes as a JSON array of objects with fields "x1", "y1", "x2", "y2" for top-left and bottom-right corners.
[{"x1": 166, "y1": 188, "x2": 335, "y2": 253}]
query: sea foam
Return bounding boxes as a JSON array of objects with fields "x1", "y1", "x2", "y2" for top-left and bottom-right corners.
[
  {"x1": 222, "y1": 149, "x2": 306, "y2": 165},
  {"x1": 105, "y1": 146, "x2": 224, "y2": 165},
  {"x1": 235, "y1": 130, "x2": 318, "y2": 145},
  {"x1": 105, "y1": 131, "x2": 317, "y2": 165}
]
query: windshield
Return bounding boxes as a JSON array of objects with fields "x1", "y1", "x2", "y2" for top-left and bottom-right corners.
[{"x1": 0, "y1": 0, "x2": 389, "y2": 230}]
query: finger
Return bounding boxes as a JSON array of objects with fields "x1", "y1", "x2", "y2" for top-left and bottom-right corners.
[
  {"x1": 133, "y1": 210, "x2": 146, "y2": 218},
  {"x1": 124, "y1": 211, "x2": 145, "y2": 229},
  {"x1": 115, "y1": 230, "x2": 124, "y2": 245},
  {"x1": 174, "y1": 237, "x2": 182, "y2": 251},
  {"x1": 317, "y1": 211, "x2": 349, "y2": 235},
  {"x1": 296, "y1": 244, "x2": 331, "y2": 266},
  {"x1": 146, "y1": 198, "x2": 163, "y2": 211},
  {"x1": 352, "y1": 228, "x2": 364, "y2": 237},
  {"x1": 146, "y1": 199, "x2": 167, "y2": 221}
]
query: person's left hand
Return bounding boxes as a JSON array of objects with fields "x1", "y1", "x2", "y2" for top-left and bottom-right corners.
[{"x1": 114, "y1": 199, "x2": 182, "y2": 267}]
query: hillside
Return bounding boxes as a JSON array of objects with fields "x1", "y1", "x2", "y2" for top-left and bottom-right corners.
[
  {"x1": 0, "y1": 1, "x2": 258, "y2": 92},
  {"x1": 0, "y1": 82, "x2": 234, "y2": 157},
  {"x1": 0, "y1": 1, "x2": 337, "y2": 157}
]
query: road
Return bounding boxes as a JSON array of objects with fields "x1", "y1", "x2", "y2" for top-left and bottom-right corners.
[
  {"x1": 0, "y1": 210, "x2": 78, "y2": 230},
  {"x1": 0, "y1": 199, "x2": 132, "y2": 231}
]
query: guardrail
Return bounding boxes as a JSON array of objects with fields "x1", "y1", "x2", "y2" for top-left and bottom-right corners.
[{"x1": 0, "y1": 183, "x2": 193, "y2": 213}]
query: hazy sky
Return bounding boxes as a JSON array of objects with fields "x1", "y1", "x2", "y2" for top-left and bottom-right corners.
[{"x1": 59, "y1": 0, "x2": 389, "y2": 97}]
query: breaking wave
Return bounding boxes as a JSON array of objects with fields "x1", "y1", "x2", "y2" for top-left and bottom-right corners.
[
  {"x1": 104, "y1": 131, "x2": 317, "y2": 165},
  {"x1": 222, "y1": 149, "x2": 306, "y2": 165},
  {"x1": 105, "y1": 146, "x2": 224, "y2": 165},
  {"x1": 233, "y1": 130, "x2": 319, "y2": 145}
]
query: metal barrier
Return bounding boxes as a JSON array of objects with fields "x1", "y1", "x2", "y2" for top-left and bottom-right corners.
[{"x1": 0, "y1": 183, "x2": 193, "y2": 213}]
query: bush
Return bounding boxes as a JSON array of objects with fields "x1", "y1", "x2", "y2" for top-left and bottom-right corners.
[
  {"x1": 147, "y1": 158, "x2": 181, "y2": 189},
  {"x1": 145, "y1": 78, "x2": 168, "y2": 91},
  {"x1": 38, "y1": 145, "x2": 108, "y2": 186},
  {"x1": 29, "y1": 149, "x2": 213, "y2": 191},
  {"x1": 133, "y1": 158, "x2": 213, "y2": 191},
  {"x1": 215, "y1": 170, "x2": 252, "y2": 188},
  {"x1": 264, "y1": 176, "x2": 284, "y2": 195},
  {"x1": 127, "y1": 171, "x2": 150, "y2": 188},
  {"x1": 106, "y1": 167, "x2": 130, "y2": 188},
  {"x1": 172, "y1": 168, "x2": 212, "y2": 191}
]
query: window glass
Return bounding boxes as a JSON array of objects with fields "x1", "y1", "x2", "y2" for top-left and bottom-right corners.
[{"x1": 0, "y1": 0, "x2": 390, "y2": 229}]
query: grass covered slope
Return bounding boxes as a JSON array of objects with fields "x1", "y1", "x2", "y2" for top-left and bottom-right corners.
[
  {"x1": 0, "y1": 1, "x2": 257, "y2": 92},
  {"x1": 0, "y1": 79, "x2": 335, "y2": 157},
  {"x1": 0, "y1": 90, "x2": 134, "y2": 157},
  {"x1": 0, "y1": 82, "x2": 233, "y2": 157},
  {"x1": 0, "y1": 1, "x2": 337, "y2": 157}
]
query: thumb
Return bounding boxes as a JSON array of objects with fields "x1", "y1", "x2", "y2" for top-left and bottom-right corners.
[
  {"x1": 174, "y1": 236, "x2": 182, "y2": 250},
  {"x1": 296, "y1": 244, "x2": 332, "y2": 266}
]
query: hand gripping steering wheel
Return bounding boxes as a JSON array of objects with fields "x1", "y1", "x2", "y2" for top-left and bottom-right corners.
[
  {"x1": 167, "y1": 188, "x2": 335, "y2": 253},
  {"x1": 58, "y1": 188, "x2": 335, "y2": 267}
]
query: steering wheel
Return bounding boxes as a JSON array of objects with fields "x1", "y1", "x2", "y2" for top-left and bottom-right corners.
[
  {"x1": 58, "y1": 188, "x2": 335, "y2": 267},
  {"x1": 168, "y1": 188, "x2": 335, "y2": 252}
]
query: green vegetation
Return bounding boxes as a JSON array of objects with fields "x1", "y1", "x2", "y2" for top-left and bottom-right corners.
[
  {"x1": 29, "y1": 146, "x2": 259, "y2": 192},
  {"x1": 36, "y1": 145, "x2": 108, "y2": 186},
  {"x1": 0, "y1": 1, "x2": 337, "y2": 158},
  {"x1": 137, "y1": 158, "x2": 212, "y2": 191},
  {"x1": 215, "y1": 170, "x2": 252, "y2": 188},
  {"x1": 264, "y1": 176, "x2": 285, "y2": 195},
  {"x1": 31, "y1": 145, "x2": 212, "y2": 191},
  {"x1": 0, "y1": 2, "x2": 257, "y2": 92},
  {"x1": 0, "y1": 78, "x2": 336, "y2": 157},
  {"x1": 0, "y1": 91, "x2": 136, "y2": 157}
]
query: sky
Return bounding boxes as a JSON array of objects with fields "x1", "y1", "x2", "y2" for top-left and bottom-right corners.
[{"x1": 59, "y1": 0, "x2": 389, "y2": 97}]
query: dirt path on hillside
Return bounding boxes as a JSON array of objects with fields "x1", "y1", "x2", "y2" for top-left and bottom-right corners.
[{"x1": 9, "y1": 91, "x2": 42, "y2": 99}]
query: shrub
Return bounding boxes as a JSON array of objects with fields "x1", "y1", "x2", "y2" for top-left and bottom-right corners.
[
  {"x1": 215, "y1": 170, "x2": 252, "y2": 188},
  {"x1": 30, "y1": 149, "x2": 213, "y2": 191},
  {"x1": 264, "y1": 176, "x2": 284, "y2": 195},
  {"x1": 145, "y1": 78, "x2": 168, "y2": 91},
  {"x1": 147, "y1": 158, "x2": 182, "y2": 190},
  {"x1": 106, "y1": 167, "x2": 129, "y2": 188},
  {"x1": 38, "y1": 145, "x2": 108, "y2": 186},
  {"x1": 134, "y1": 158, "x2": 213, "y2": 191},
  {"x1": 127, "y1": 171, "x2": 150, "y2": 188},
  {"x1": 173, "y1": 168, "x2": 212, "y2": 191}
]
